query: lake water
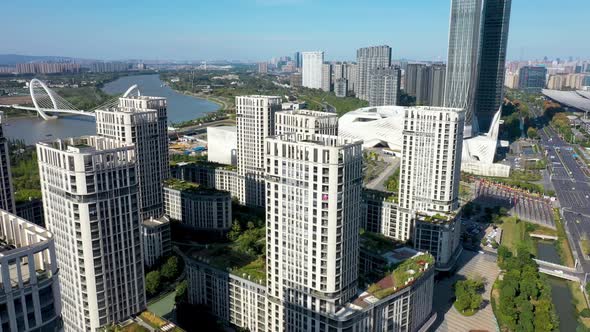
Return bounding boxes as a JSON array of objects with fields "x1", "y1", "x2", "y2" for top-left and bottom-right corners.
[{"x1": 4, "y1": 74, "x2": 219, "y2": 145}]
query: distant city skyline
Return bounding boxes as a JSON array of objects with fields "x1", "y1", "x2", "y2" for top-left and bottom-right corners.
[{"x1": 1, "y1": 0, "x2": 589, "y2": 62}]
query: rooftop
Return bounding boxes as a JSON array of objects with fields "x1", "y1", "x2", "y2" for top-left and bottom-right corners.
[
  {"x1": 277, "y1": 109, "x2": 337, "y2": 118},
  {"x1": 189, "y1": 244, "x2": 266, "y2": 285},
  {"x1": 416, "y1": 211, "x2": 456, "y2": 224},
  {"x1": 542, "y1": 89, "x2": 590, "y2": 112},
  {"x1": 164, "y1": 178, "x2": 227, "y2": 195},
  {"x1": 360, "y1": 252, "x2": 434, "y2": 302},
  {"x1": 38, "y1": 136, "x2": 133, "y2": 153}
]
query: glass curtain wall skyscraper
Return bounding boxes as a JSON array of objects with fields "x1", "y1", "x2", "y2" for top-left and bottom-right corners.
[
  {"x1": 474, "y1": 0, "x2": 512, "y2": 132},
  {"x1": 443, "y1": 0, "x2": 483, "y2": 132}
]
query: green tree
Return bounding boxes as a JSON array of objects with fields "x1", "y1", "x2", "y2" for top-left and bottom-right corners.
[
  {"x1": 161, "y1": 256, "x2": 180, "y2": 281},
  {"x1": 527, "y1": 127, "x2": 539, "y2": 139},
  {"x1": 228, "y1": 220, "x2": 242, "y2": 241},
  {"x1": 145, "y1": 271, "x2": 161, "y2": 296},
  {"x1": 175, "y1": 280, "x2": 188, "y2": 304}
]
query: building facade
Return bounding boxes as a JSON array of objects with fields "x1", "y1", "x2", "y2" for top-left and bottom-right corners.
[
  {"x1": 362, "y1": 189, "x2": 399, "y2": 239},
  {"x1": 302, "y1": 52, "x2": 324, "y2": 89},
  {"x1": 368, "y1": 66, "x2": 401, "y2": 107},
  {"x1": 334, "y1": 78, "x2": 348, "y2": 97},
  {"x1": 275, "y1": 109, "x2": 338, "y2": 136},
  {"x1": 0, "y1": 209, "x2": 61, "y2": 331},
  {"x1": 141, "y1": 215, "x2": 172, "y2": 268},
  {"x1": 474, "y1": 0, "x2": 512, "y2": 132},
  {"x1": 518, "y1": 66, "x2": 547, "y2": 91},
  {"x1": 236, "y1": 95, "x2": 281, "y2": 207},
  {"x1": 265, "y1": 133, "x2": 363, "y2": 331},
  {"x1": 356, "y1": 46, "x2": 392, "y2": 101},
  {"x1": 413, "y1": 214, "x2": 462, "y2": 270},
  {"x1": 429, "y1": 64, "x2": 447, "y2": 106},
  {"x1": 0, "y1": 113, "x2": 15, "y2": 214},
  {"x1": 96, "y1": 96, "x2": 169, "y2": 219},
  {"x1": 163, "y1": 179, "x2": 232, "y2": 232},
  {"x1": 444, "y1": 0, "x2": 482, "y2": 127},
  {"x1": 396, "y1": 107, "x2": 464, "y2": 240},
  {"x1": 321, "y1": 63, "x2": 333, "y2": 92},
  {"x1": 37, "y1": 136, "x2": 144, "y2": 331}
]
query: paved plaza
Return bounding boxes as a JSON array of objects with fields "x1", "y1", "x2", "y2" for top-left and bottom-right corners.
[{"x1": 433, "y1": 250, "x2": 500, "y2": 332}]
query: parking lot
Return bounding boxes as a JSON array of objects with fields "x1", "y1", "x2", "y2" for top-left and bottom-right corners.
[{"x1": 474, "y1": 181, "x2": 555, "y2": 229}]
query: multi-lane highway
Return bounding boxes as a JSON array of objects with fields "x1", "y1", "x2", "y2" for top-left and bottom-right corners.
[{"x1": 539, "y1": 125, "x2": 590, "y2": 272}]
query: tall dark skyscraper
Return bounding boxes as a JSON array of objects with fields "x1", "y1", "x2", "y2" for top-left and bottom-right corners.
[
  {"x1": 294, "y1": 51, "x2": 302, "y2": 68},
  {"x1": 474, "y1": 0, "x2": 512, "y2": 132}
]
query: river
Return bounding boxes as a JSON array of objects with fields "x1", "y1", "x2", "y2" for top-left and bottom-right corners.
[
  {"x1": 536, "y1": 241, "x2": 579, "y2": 331},
  {"x1": 4, "y1": 74, "x2": 219, "y2": 145}
]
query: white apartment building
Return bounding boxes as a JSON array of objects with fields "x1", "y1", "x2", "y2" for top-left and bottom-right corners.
[
  {"x1": 0, "y1": 209, "x2": 61, "y2": 331},
  {"x1": 163, "y1": 179, "x2": 232, "y2": 232},
  {"x1": 265, "y1": 133, "x2": 363, "y2": 331},
  {"x1": 275, "y1": 109, "x2": 338, "y2": 136},
  {"x1": 236, "y1": 95, "x2": 281, "y2": 207},
  {"x1": 95, "y1": 96, "x2": 169, "y2": 219},
  {"x1": 37, "y1": 136, "x2": 145, "y2": 331},
  {"x1": 396, "y1": 107, "x2": 464, "y2": 269},
  {"x1": 0, "y1": 113, "x2": 15, "y2": 213},
  {"x1": 302, "y1": 52, "x2": 324, "y2": 89},
  {"x1": 141, "y1": 215, "x2": 172, "y2": 268},
  {"x1": 186, "y1": 259, "x2": 267, "y2": 332}
]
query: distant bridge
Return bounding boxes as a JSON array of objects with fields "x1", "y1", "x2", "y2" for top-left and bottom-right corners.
[
  {"x1": 0, "y1": 78, "x2": 140, "y2": 120},
  {"x1": 534, "y1": 258, "x2": 585, "y2": 282}
]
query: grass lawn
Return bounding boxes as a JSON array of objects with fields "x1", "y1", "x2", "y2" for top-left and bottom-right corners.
[
  {"x1": 581, "y1": 239, "x2": 590, "y2": 256},
  {"x1": 500, "y1": 216, "x2": 535, "y2": 254},
  {"x1": 568, "y1": 281, "x2": 590, "y2": 328}
]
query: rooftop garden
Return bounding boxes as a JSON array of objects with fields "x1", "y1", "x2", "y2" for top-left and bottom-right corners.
[
  {"x1": 191, "y1": 219, "x2": 266, "y2": 285},
  {"x1": 164, "y1": 178, "x2": 223, "y2": 195},
  {"x1": 366, "y1": 253, "x2": 434, "y2": 299},
  {"x1": 360, "y1": 230, "x2": 397, "y2": 255},
  {"x1": 420, "y1": 212, "x2": 455, "y2": 223},
  {"x1": 164, "y1": 178, "x2": 200, "y2": 191}
]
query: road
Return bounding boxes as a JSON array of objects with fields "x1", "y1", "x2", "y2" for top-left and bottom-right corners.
[
  {"x1": 168, "y1": 118, "x2": 235, "y2": 137},
  {"x1": 539, "y1": 125, "x2": 590, "y2": 273}
]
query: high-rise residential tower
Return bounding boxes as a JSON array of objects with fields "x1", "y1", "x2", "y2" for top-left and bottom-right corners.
[
  {"x1": 356, "y1": 46, "x2": 392, "y2": 101},
  {"x1": 321, "y1": 63, "x2": 333, "y2": 92},
  {"x1": 429, "y1": 64, "x2": 447, "y2": 106},
  {"x1": 302, "y1": 51, "x2": 324, "y2": 89},
  {"x1": 0, "y1": 112, "x2": 15, "y2": 213},
  {"x1": 265, "y1": 133, "x2": 363, "y2": 332},
  {"x1": 38, "y1": 136, "x2": 144, "y2": 331},
  {"x1": 96, "y1": 96, "x2": 169, "y2": 219},
  {"x1": 474, "y1": 0, "x2": 512, "y2": 132},
  {"x1": 236, "y1": 95, "x2": 282, "y2": 207},
  {"x1": 368, "y1": 66, "x2": 401, "y2": 106},
  {"x1": 443, "y1": 0, "x2": 482, "y2": 129},
  {"x1": 396, "y1": 107, "x2": 465, "y2": 240}
]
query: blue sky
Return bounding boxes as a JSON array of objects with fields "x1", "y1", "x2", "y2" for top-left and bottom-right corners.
[{"x1": 1, "y1": 0, "x2": 588, "y2": 62}]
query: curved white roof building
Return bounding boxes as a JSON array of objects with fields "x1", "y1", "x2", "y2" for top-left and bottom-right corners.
[{"x1": 339, "y1": 105, "x2": 510, "y2": 177}]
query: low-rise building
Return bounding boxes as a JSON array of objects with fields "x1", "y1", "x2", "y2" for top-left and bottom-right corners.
[
  {"x1": 362, "y1": 189, "x2": 398, "y2": 238},
  {"x1": 164, "y1": 179, "x2": 232, "y2": 232},
  {"x1": 0, "y1": 209, "x2": 61, "y2": 331},
  {"x1": 412, "y1": 212, "x2": 462, "y2": 271},
  {"x1": 141, "y1": 215, "x2": 172, "y2": 268}
]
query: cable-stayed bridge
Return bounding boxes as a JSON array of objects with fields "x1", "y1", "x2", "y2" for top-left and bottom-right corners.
[{"x1": 0, "y1": 78, "x2": 139, "y2": 120}]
